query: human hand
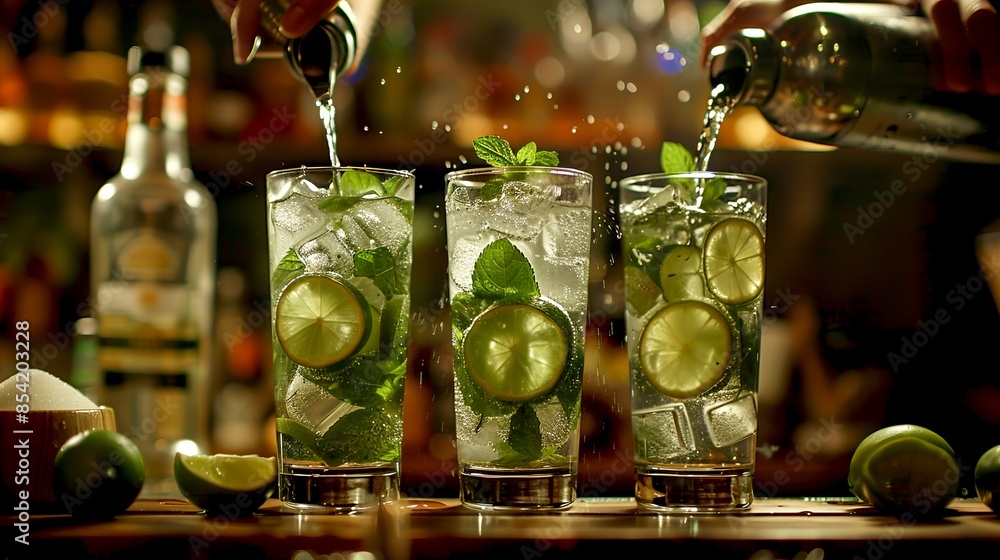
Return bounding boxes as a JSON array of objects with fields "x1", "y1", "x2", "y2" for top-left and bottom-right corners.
[
  {"x1": 699, "y1": 0, "x2": 1000, "y2": 95},
  {"x1": 212, "y1": 0, "x2": 342, "y2": 65},
  {"x1": 699, "y1": 0, "x2": 809, "y2": 68},
  {"x1": 918, "y1": 0, "x2": 1000, "y2": 94}
]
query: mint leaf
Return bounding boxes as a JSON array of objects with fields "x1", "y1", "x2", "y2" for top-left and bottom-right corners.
[
  {"x1": 449, "y1": 291, "x2": 492, "y2": 332},
  {"x1": 272, "y1": 249, "x2": 304, "y2": 292},
  {"x1": 299, "y1": 355, "x2": 388, "y2": 408},
  {"x1": 375, "y1": 360, "x2": 407, "y2": 402},
  {"x1": 701, "y1": 177, "x2": 727, "y2": 203},
  {"x1": 507, "y1": 404, "x2": 542, "y2": 459},
  {"x1": 340, "y1": 170, "x2": 385, "y2": 197},
  {"x1": 379, "y1": 295, "x2": 410, "y2": 362},
  {"x1": 382, "y1": 175, "x2": 408, "y2": 197},
  {"x1": 516, "y1": 142, "x2": 537, "y2": 165},
  {"x1": 480, "y1": 177, "x2": 505, "y2": 201},
  {"x1": 660, "y1": 141, "x2": 694, "y2": 174},
  {"x1": 471, "y1": 238, "x2": 539, "y2": 300},
  {"x1": 354, "y1": 247, "x2": 397, "y2": 296},
  {"x1": 317, "y1": 196, "x2": 361, "y2": 215},
  {"x1": 317, "y1": 404, "x2": 402, "y2": 464},
  {"x1": 533, "y1": 150, "x2": 559, "y2": 166},
  {"x1": 473, "y1": 135, "x2": 517, "y2": 167}
]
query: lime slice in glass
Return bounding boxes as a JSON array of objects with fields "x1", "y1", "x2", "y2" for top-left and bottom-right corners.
[
  {"x1": 174, "y1": 453, "x2": 277, "y2": 515},
  {"x1": 463, "y1": 302, "x2": 569, "y2": 401},
  {"x1": 639, "y1": 300, "x2": 732, "y2": 398},
  {"x1": 659, "y1": 244, "x2": 705, "y2": 301},
  {"x1": 703, "y1": 218, "x2": 764, "y2": 305},
  {"x1": 275, "y1": 274, "x2": 371, "y2": 368}
]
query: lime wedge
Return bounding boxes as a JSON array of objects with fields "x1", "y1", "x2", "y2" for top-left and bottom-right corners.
[
  {"x1": 639, "y1": 300, "x2": 732, "y2": 398},
  {"x1": 174, "y1": 453, "x2": 277, "y2": 515},
  {"x1": 463, "y1": 302, "x2": 569, "y2": 401},
  {"x1": 703, "y1": 218, "x2": 764, "y2": 305},
  {"x1": 275, "y1": 274, "x2": 371, "y2": 368},
  {"x1": 625, "y1": 265, "x2": 661, "y2": 317},
  {"x1": 659, "y1": 244, "x2": 705, "y2": 301}
]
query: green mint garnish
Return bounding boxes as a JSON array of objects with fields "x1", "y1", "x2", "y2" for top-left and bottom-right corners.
[
  {"x1": 276, "y1": 402, "x2": 402, "y2": 465},
  {"x1": 470, "y1": 238, "x2": 539, "y2": 300},
  {"x1": 317, "y1": 404, "x2": 402, "y2": 464},
  {"x1": 381, "y1": 175, "x2": 408, "y2": 197},
  {"x1": 660, "y1": 141, "x2": 694, "y2": 174},
  {"x1": 658, "y1": 141, "x2": 726, "y2": 207},
  {"x1": 299, "y1": 355, "x2": 388, "y2": 408},
  {"x1": 340, "y1": 169, "x2": 386, "y2": 197},
  {"x1": 272, "y1": 249, "x2": 304, "y2": 292},
  {"x1": 474, "y1": 135, "x2": 559, "y2": 167},
  {"x1": 507, "y1": 404, "x2": 542, "y2": 459},
  {"x1": 317, "y1": 197, "x2": 360, "y2": 214},
  {"x1": 324, "y1": 171, "x2": 408, "y2": 205},
  {"x1": 354, "y1": 247, "x2": 398, "y2": 296}
]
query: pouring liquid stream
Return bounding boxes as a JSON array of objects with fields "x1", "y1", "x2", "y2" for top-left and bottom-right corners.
[{"x1": 641, "y1": 84, "x2": 737, "y2": 212}]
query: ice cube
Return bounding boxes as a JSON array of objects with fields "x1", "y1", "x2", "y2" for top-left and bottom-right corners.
[
  {"x1": 269, "y1": 194, "x2": 329, "y2": 265},
  {"x1": 541, "y1": 207, "x2": 592, "y2": 258},
  {"x1": 449, "y1": 236, "x2": 490, "y2": 292},
  {"x1": 285, "y1": 372, "x2": 359, "y2": 434},
  {"x1": 485, "y1": 181, "x2": 553, "y2": 241},
  {"x1": 705, "y1": 394, "x2": 757, "y2": 447},
  {"x1": 336, "y1": 198, "x2": 412, "y2": 254},
  {"x1": 298, "y1": 231, "x2": 353, "y2": 276},
  {"x1": 271, "y1": 193, "x2": 325, "y2": 234},
  {"x1": 631, "y1": 403, "x2": 694, "y2": 461}
]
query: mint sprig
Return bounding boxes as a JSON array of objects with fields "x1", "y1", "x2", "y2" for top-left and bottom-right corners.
[
  {"x1": 473, "y1": 135, "x2": 559, "y2": 167},
  {"x1": 658, "y1": 141, "x2": 727, "y2": 207}
]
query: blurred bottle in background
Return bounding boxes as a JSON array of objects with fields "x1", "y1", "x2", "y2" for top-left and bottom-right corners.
[{"x1": 90, "y1": 45, "x2": 217, "y2": 495}]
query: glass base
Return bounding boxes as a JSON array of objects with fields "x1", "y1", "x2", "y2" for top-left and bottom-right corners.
[
  {"x1": 459, "y1": 465, "x2": 576, "y2": 511},
  {"x1": 278, "y1": 464, "x2": 399, "y2": 513},
  {"x1": 635, "y1": 467, "x2": 753, "y2": 512}
]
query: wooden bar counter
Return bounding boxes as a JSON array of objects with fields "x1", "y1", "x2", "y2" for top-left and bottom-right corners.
[{"x1": 4, "y1": 496, "x2": 999, "y2": 559}]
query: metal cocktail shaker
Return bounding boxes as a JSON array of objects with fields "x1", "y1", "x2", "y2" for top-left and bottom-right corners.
[
  {"x1": 257, "y1": 0, "x2": 358, "y2": 97},
  {"x1": 708, "y1": 2, "x2": 999, "y2": 163}
]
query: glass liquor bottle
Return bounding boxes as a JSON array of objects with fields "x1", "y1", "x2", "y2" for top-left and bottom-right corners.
[
  {"x1": 90, "y1": 45, "x2": 217, "y2": 494},
  {"x1": 708, "y1": 3, "x2": 1000, "y2": 163}
]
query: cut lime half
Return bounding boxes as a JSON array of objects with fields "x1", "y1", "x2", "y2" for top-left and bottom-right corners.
[
  {"x1": 463, "y1": 302, "x2": 570, "y2": 401},
  {"x1": 639, "y1": 300, "x2": 733, "y2": 399},
  {"x1": 703, "y1": 218, "x2": 764, "y2": 305},
  {"x1": 275, "y1": 274, "x2": 371, "y2": 368},
  {"x1": 174, "y1": 453, "x2": 277, "y2": 515}
]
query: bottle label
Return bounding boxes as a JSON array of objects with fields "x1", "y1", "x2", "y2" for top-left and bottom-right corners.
[{"x1": 114, "y1": 228, "x2": 186, "y2": 283}]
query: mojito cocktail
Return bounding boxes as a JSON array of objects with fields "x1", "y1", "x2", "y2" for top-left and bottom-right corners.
[
  {"x1": 266, "y1": 167, "x2": 414, "y2": 511},
  {"x1": 445, "y1": 166, "x2": 592, "y2": 510},
  {"x1": 619, "y1": 172, "x2": 766, "y2": 511}
]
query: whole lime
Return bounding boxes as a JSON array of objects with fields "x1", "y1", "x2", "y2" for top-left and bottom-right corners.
[
  {"x1": 848, "y1": 424, "x2": 959, "y2": 517},
  {"x1": 974, "y1": 444, "x2": 1000, "y2": 514},
  {"x1": 52, "y1": 429, "x2": 145, "y2": 519}
]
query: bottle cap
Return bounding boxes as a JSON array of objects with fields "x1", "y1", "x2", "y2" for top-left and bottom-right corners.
[{"x1": 127, "y1": 45, "x2": 190, "y2": 77}]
